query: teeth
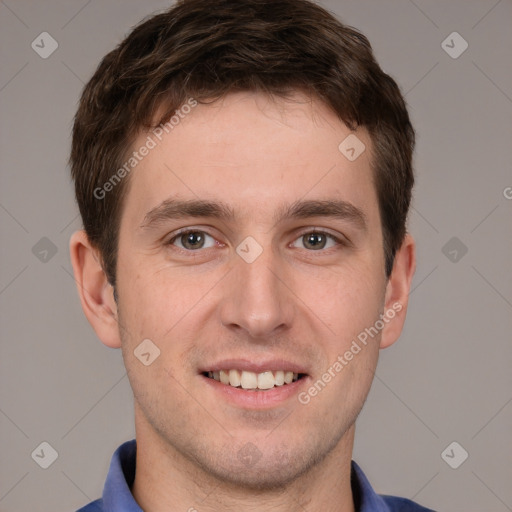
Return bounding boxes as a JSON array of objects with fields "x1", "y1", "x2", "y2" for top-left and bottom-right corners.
[
  {"x1": 229, "y1": 369, "x2": 241, "y2": 387},
  {"x1": 257, "y1": 371, "x2": 275, "y2": 390},
  {"x1": 208, "y1": 369, "x2": 300, "y2": 390},
  {"x1": 241, "y1": 371, "x2": 258, "y2": 389},
  {"x1": 219, "y1": 370, "x2": 230, "y2": 384}
]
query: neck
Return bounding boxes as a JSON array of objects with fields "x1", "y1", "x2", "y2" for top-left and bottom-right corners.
[{"x1": 131, "y1": 413, "x2": 356, "y2": 512}]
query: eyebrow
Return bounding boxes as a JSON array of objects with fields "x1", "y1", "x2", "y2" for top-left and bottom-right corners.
[
  {"x1": 140, "y1": 198, "x2": 367, "y2": 231},
  {"x1": 140, "y1": 199, "x2": 235, "y2": 228},
  {"x1": 275, "y1": 199, "x2": 367, "y2": 231}
]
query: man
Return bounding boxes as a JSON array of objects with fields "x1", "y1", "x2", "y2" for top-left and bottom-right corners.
[{"x1": 69, "y1": 0, "x2": 434, "y2": 510}]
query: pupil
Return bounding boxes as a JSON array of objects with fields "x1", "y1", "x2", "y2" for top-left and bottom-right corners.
[
  {"x1": 305, "y1": 233, "x2": 325, "y2": 249},
  {"x1": 183, "y1": 232, "x2": 204, "y2": 249}
]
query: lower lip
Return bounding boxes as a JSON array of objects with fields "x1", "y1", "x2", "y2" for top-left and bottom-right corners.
[{"x1": 200, "y1": 374, "x2": 309, "y2": 409}]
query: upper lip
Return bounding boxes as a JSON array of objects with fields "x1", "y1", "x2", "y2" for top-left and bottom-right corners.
[{"x1": 198, "y1": 358, "x2": 309, "y2": 375}]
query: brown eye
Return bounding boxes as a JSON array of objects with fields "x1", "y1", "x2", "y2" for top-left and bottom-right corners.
[
  {"x1": 302, "y1": 232, "x2": 327, "y2": 250},
  {"x1": 171, "y1": 231, "x2": 215, "y2": 250},
  {"x1": 291, "y1": 231, "x2": 339, "y2": 251}
]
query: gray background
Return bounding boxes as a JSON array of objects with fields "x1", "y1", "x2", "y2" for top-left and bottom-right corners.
[{"x1": 0, "y1": 0, "x2": 511, "y2": 510}]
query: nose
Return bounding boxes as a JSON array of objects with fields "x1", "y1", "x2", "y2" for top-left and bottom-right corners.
[{"x1": 219, "y1": 245, "x2": 295, "y2": 340}]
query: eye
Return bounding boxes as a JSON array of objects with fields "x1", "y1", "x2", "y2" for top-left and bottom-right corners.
[
  {"x1": 291, "y1": 231, "x2": 340, "y2": 251},
  {"x1": 170, "y1": 230, "x2": 217, "y2": 250}
]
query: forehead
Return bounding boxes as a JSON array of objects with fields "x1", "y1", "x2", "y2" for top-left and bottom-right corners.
[{"x1": 121, "y1": 91, "x2": 378, "y2": 227}]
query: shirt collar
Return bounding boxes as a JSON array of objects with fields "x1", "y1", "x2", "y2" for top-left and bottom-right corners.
[
  {"x1": 351, "y1": 459, "x2": 395, "y2": 511},
  {"x1": 102, "y1": 440, "x2": 142, "y2": 511},
  {"x1": 103, "y1": 439, "x2": 392, "y2": 511}
]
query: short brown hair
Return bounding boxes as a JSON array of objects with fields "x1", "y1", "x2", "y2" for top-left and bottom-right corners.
[{"x1": 70, "y1": 0, "x2": 415, "y2": 285}]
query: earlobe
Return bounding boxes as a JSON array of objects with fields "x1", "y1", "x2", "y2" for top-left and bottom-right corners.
[
  {"x1": 69, "y1": 230, "x2": 122, "y2": 348},
  {"x1": 380, "y1": 234, "x2": 416, "y2": 349}
]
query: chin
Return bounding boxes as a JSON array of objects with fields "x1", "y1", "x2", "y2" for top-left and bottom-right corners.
[
  {"x1": 194, "y1": 437, "x2": 334, "y2": 492},
  {"x1": 208, "y1": 456, "x2": 306, "y2": 491}
]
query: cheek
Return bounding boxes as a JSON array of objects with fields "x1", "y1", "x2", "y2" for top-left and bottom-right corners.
[
  {"x1": 117, "y1": 258, "x2": 219, "y2": 347},
  {"x1": 299, "y1": 258, "x2": 386, "y2": 344}
]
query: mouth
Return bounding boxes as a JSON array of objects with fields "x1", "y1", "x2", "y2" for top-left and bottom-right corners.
[
  {"x1": 198, "y1": 359, "x2": 310, "y2": 408},
  {"x1": 202, "y1": 369, "x2": 307, "y2": 391}
]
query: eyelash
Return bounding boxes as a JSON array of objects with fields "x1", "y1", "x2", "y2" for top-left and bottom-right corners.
[
  {"x1": 165, "y1": 228, "x2": 346, "y2": 252},
  {"x1": 166, "y1": 229, "x2": 219, "y2": 250}
]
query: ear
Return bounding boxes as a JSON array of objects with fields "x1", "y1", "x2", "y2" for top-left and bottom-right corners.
[
  {"x1": 69, "y1": 230, "x2": 121, "y2": 348},
  {"x1": 380, "y1": 234, "x2": 416, "y2": 349}
]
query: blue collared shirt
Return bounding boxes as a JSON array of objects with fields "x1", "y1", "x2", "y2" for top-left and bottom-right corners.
[{"x1": 77, "y1": 440, "x2": 435, "y2": 511}]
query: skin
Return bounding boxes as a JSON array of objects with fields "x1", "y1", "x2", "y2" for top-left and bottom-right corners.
[{"x1": 70, "y1": 91, "x2": 415, "y2": 512}]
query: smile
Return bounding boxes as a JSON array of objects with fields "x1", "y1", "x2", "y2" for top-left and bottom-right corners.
[{"x1": 203, "y1": 370, "x2": 305, "y2": 390}]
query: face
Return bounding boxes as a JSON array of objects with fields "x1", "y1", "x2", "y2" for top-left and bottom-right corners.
[{"x1": 112, "y1": 91, "x2": 400, "y2": 488}]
